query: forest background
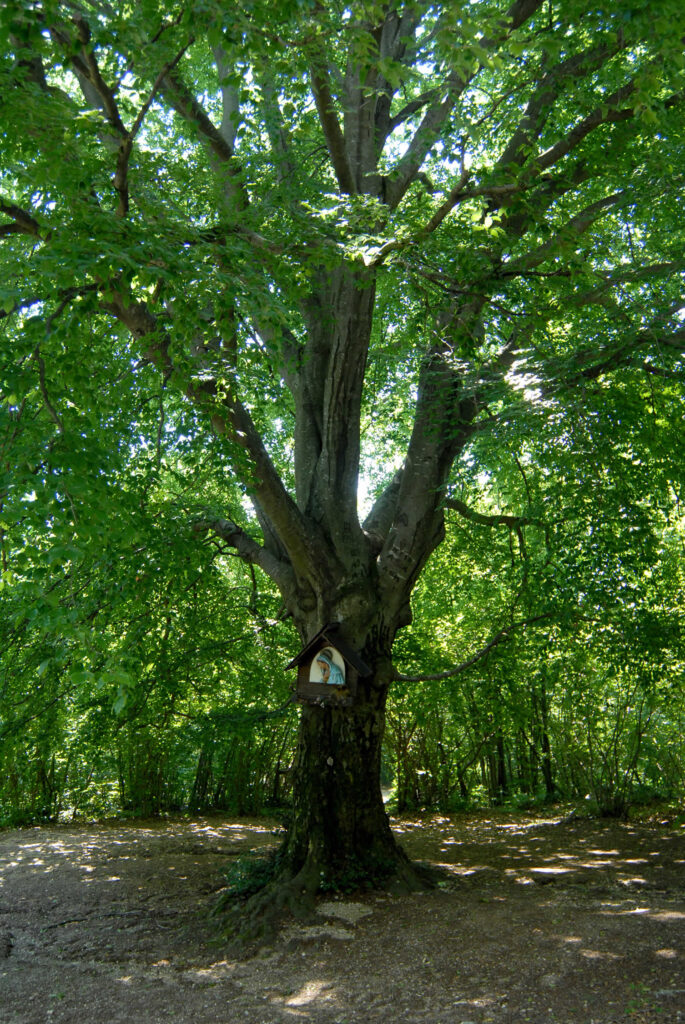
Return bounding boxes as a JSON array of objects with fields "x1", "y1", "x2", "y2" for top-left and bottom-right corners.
[
  {"x1": 1, "y1": 0, "x2": 684, "y2": 845},
  {"x1": 3, "y1": 351, "x2": 683, "y2": 829}
]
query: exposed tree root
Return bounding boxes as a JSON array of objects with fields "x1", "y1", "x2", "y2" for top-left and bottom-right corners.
[
  {"x1": 213, "y1": 841, "x2": 441, "y2": 952},
  {"x1": 215, "y1": 856, "x2": 320, "y2": 950}
]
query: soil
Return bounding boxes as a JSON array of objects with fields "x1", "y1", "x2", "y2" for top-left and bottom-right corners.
[{"x1": 1, "y1": 809, "x2": 684, "y2": 1024}]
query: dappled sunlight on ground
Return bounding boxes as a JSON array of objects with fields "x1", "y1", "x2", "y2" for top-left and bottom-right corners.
[
  {"x1": 189, "y1": 820, "x2": 277, "y2": 839},
  {"x1": 394, "y1": 810, "x2": 685, "y2": 900},
  {"x1": 0, "y1": 818, "x2": 279, "y2": 888},
  {"x1": 282, "y1": 979, "x2": 337, "y2": 1007},
  {"x1": 1, "y1": 811, "x2": 684, "y2": 1023}
]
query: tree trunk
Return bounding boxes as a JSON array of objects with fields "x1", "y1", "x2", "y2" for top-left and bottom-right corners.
[
  {"x1": 539, "y1": 678, "x2": 556, "y2": 799},
  {"x1": 492, "y1": 731, "x2": 508, "y2": 804},
  {"x1": 189, "y1": 748, "x2": 213, "y2": 812},
  {"x1": 284, "y1": 686, "x2": 407, "y2": 888},
  {"x1": 221, "y1": 624, "x2": 431, "y2": 942}
]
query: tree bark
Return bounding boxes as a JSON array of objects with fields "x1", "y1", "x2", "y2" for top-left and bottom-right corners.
[
  {"x1": 222, "y1": 623, "x2": 431, "y2": 942},
  {"x1": 284, "y1": 682, "x2": 406, "y2": 887},
  {"x1": 276, "y1": 604, "x2": 423, "y2": 887}
]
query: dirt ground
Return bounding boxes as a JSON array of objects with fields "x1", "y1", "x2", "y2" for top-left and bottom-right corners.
[{"x1": 1, "y1": 809, "x2": 684, "y2": 1024}]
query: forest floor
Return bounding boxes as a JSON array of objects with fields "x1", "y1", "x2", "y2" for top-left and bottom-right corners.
[{"x1": 1, "y1": 808, "x2": 684, "y2": 1024}]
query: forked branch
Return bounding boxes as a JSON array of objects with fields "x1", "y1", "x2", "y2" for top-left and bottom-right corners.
[
  {"x1": 114, "y1": 40, "x2": 193, "y2": 216},
  {"x1": 101, "y1": 290, "x2": 332, "y2": 582},
  {"x1": 310, "y1": 61, "x2": 356, "y2": 194},
  {"x1": 192, "y1": 518, "x2": 294, "y2": 590}
]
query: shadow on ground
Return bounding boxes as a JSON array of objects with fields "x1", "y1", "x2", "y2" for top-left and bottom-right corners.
[{"x1": 1, "y1": 810, "x2": 684, "y2": 1023}]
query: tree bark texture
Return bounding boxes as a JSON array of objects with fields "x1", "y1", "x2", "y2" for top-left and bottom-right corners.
[{"x1": 284, "y1": 683, "x2": 405, "y2": 887}]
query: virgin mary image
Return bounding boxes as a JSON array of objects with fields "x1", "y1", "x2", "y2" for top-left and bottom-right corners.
[{"x1": 314, "y1": 648, "x2": 345, "y2": 686}]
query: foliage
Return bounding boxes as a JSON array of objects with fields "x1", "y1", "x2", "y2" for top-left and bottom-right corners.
[
  {"x1": 1, "y1": 0, "x2": 684, "y2": 839},
  {"x1": 218, "y1": 848, "x2": 286, "y2": 904},
  {"x1": 389, "y1": 409, "x2": 685, "y2": 815},
  {"x1": 0, "y1": 445, "x2": 299, "y2": 822}
]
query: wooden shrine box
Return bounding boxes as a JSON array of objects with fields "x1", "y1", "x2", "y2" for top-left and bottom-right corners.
[{"x1": 286, "y1": 623, "x2": 371, "y2": 707}]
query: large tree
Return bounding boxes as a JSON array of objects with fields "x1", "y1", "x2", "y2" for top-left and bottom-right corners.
[{"x1": 2, "y1": 0, "x2": 685, "y2": 916}]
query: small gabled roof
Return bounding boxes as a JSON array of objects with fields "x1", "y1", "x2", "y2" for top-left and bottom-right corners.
[{"x1": 285, "y1": 622, "x2": 372, "y2": 677}]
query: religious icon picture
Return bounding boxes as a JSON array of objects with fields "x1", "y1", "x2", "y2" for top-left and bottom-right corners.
[
  {"x1": 309, "y1": 646, "x2": 346, "y2": 686},
  {"x1": 287, "y1": 623, "x2": 370, "y2": 705}
]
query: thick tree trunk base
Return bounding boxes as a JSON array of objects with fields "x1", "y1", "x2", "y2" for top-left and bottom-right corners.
[
  {"x1": 213, "y1": 660, "x2": 442, "y2": 949},
  {"x1": 214, "y1": 832, "x2": 437, "y2": 950}
]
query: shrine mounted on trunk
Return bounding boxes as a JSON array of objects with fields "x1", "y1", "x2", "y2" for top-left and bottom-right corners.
[{"x1": 286, "y1": 623, "x2": 372, "y2": 706}]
